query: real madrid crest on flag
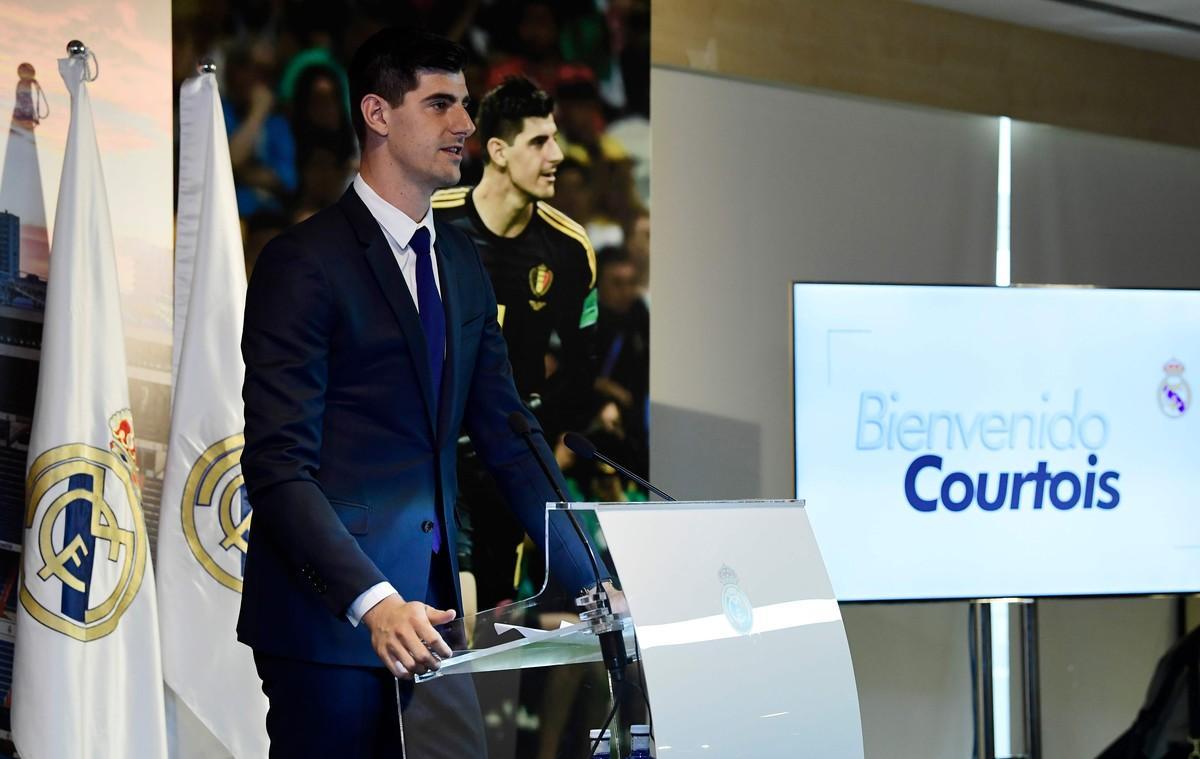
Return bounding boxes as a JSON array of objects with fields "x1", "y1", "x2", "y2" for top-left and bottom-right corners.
[
  {"x1": 181, "y1": 434, "x2": 252, "y2": 591},
  {"x1": 1158, "y1": 358, "x2": 1189, "y2": 418},
  {"x1": 22, "y1": 410, "x2": 149, "y2": 641},
  {"x1": 107, "y1": 407, "x2": 142, "y2": 495}
]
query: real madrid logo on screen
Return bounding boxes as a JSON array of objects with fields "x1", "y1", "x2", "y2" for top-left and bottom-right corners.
[
  {"x1": 719, "y1": 564, "x2": 754, "y2": 635},
  {"x1": 21, "y1": 410, "x2": 148, "y2": 642},
  {"x1": 181, "y1": 434, "x2": 252, "y2": 593},
  {"x1": 1158, "y1": 358, "x2": 1190, "y2": 419}
]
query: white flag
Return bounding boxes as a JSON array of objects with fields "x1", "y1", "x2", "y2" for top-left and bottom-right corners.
[
  {"x1": 13, "y1": 55, "x2": 168, "y2": 758},
  {"x1": 156, "y1": 71, "x2": 267, "y2": 758}
]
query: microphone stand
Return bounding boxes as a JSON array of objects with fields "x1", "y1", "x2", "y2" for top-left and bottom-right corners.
[
  {"x1": 507, "y1": 413, "x2": 629, "y2": 681},
  {"x1": 564, "y1": 431, "x2": 671, "y2": 753}
]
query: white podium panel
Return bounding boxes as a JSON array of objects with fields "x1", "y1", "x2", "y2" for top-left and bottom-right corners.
[
  {"x1": 588, "y1": 500, "x2": 864, "y2": 758},
  {"x1": 410, "y1": 500, "x2": 862, "y2": 758}
]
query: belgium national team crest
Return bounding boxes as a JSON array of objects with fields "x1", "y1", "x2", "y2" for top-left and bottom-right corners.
[
  {"x1": 21, "y1": 411, "x2": 148, "y2": 641},
  {"x1": 529, "y1": 264, "x2": 554, "y2": 297},
  {"x1": 181, "y1": 434, "x2": 252, "y2": 592},
  {"x1": 529, "y1": 264, "x2": 554, "y2": 312}
]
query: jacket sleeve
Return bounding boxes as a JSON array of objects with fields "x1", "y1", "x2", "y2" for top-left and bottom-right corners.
[
  {"x1": 458, "y1": 236, "x2": 608, "y2": 596},
  {"x1": 240, "y1": 234, "x2": 386, "y2": 617}
]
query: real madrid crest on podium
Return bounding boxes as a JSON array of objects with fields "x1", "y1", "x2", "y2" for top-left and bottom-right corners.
[
  {"x1": 719, "y1": 564, "x2": 754, "y2": 635},
  {"x1": 1158, "y1": 358, "x2": 1189, "y2": 418},
  {"x1": 181, "y1": 434, "x2": 252, "y2": 591},
  {"x1": 21, "y1": 409, "x2": 149, "y2": 641}
]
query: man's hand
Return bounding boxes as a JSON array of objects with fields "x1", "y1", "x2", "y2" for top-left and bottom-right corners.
[
  {"x1": 459, "y1": 571, "x2": 478, "y2": 643},
  {"x1": 602, "y1": 581, "x2": 628, "y2": 616},
  {"x1": 361, "y1": 594, "x2": 456, "y2": 678},
  {"x1": 248, "y1": 82, "x2": 275, "y2": 119},
  {"x1": 594, "y1": 378, "x2": 634, "y2": 410}
]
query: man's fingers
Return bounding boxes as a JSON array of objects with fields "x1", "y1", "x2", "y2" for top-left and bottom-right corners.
[
  {"x1": 607, "y1": 588, "x2": 629, "y2": 616},
  {"x1": 430, "y1": 636, "x2": 453, "y2": 660},
  {"x1": 389, "y1": 642, "x2": 417, "y2": 676},
  {"x1": 400, "y1": 631, "x2": 440, "y2": 671},
  {"x1": 414, "y1": 617, "x2": 454, "y2": 659},
  {"x1": 385, "y1": 642, "x2": 418, "y2": 678},
  {"x1": 369, "y1": 601, "x2": 459, "y2": 676},
  {"x1": 426, "y1": 606, "x2": 457, "y2": 625}
]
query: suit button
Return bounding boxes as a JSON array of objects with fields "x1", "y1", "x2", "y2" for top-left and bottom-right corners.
[{"x1": 421, "y1": 520, "x2": 435, "y2": 534}]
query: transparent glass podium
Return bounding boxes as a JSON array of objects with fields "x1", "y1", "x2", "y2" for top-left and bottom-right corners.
[{"x1": 402, "y1": 500, "x2": 864, "y2": 758}]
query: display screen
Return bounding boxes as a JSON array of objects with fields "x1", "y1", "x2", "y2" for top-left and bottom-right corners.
[{"x1": 793, "y1": 283, "x2": 1199, "y2": 601}]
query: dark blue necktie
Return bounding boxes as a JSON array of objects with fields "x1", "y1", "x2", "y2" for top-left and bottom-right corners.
[
  {"x1": 409, "y1": 226, "x2": 444, "y2": 552},
  {"x1": 410, "y1": 226, "x2": 445, "y2": 404}
]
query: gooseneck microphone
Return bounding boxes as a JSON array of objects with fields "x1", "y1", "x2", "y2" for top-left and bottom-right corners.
[
  {"x1": 507, "y1": 411, "x2": 605, "y2": 585},
  {"x1": 506, "y1": 412, "x2": 629, "y2": 680},
  {"x1": 563, "y1": 432, "x2": 677, "y2": 501}
]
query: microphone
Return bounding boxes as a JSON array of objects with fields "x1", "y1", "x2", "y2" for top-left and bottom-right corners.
[
  {"x1": 506, "y1": 412, "x2": 628, "y2": 679},
  {"x1": 508, "y1": 411, "x2": 570, "y2": 503},
  {"x1": 564, "y1": 432, "x2": 676, "y2": 501}
]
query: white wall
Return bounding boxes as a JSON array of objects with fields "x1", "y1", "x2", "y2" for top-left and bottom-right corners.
[
  {"x1": 1039, "y1": 597, "x2": 1177, "y2": 757},
  {"x1": 1012, "y1": 121, "x2": 1200, "y2": 289},
  {"x1": 649, "y1": 66, "x2": 1183, "y2": 758},
  {"x1": 649, "y1": 67, "x2": 998, "y2": 504}
]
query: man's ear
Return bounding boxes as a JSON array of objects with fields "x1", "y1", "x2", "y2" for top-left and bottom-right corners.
[
  {"x1": 486, "y1": 136, "x2": 509, "y2": 168},
  {"x1": 361, "y1": 94, "x2": 389, "y2": 139}
]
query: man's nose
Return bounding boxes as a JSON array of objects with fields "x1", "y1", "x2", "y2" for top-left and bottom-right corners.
[{"x1": 454, "y1": 105, "x2": 475, "y2": 137}]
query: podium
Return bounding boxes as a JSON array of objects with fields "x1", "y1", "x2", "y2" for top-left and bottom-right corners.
[{"x1": 410, "y1": 500, "x2": 863, "y2": 758}]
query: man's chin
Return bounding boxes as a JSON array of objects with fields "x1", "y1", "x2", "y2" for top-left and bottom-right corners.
[
  {"x1": 526, "y1": 184, "x2": 556, "y2": 201},
  {"x1": 431, "y1": 164, "x2": 462, "y2": 189}
]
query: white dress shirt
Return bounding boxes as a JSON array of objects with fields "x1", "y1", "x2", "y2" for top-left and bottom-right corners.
[
  {"x1": 352, "y1": 173, "x2": 441, "y2": 301},
  {"x1": 345, "y1": 174, "x2": 444, "y2": 626}
]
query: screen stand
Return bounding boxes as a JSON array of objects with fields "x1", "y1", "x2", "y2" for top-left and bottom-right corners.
[
  {"x1": 970, "y1": 601, "x2": 995, "y2": 759},
  {"x1": 1020, "y1": 601, "x2": 1043, "y2": 759},
  {"x1": 970, "y1": 599, "x2": 1043, "y2": 759}
]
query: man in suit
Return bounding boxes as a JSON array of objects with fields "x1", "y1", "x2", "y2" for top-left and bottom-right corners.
[
  {"x1": 432, "y1": 76, "x2": 600, "y2": 614},
  {"x1": 239, "y1": 28, "x2": 611, "y2": 756}
]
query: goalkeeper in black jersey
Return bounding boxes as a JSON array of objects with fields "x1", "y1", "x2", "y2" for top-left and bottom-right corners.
[{"x1": 432, "y1": 77, "x2": 598, "y2": 612}]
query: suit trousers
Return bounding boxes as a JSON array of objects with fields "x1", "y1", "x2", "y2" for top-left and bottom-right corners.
[{"x1": 254, "y1": 551, "x2": 487, "y2": 758}]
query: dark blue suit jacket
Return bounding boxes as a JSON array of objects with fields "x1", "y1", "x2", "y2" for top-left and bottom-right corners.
[{"x1": 238, "y1": 187, "x2": 595, "y2": 667}]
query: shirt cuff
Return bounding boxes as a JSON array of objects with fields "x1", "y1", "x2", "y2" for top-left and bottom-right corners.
[{"x1": 346, "y1": 581, "x2": 398, "y2": 627}]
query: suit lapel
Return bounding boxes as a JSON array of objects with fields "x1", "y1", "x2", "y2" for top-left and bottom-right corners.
[{"x1": 341, "y1": 188, "x2": 438, "y2": 433}]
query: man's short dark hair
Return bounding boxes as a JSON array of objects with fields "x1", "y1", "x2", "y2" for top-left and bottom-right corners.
[
  {"x1": 475, "y1": 76, "x2": 555, "y2": 163},
  {"x1": 596, "y1": 246, "x2": 633, "y2": 280},
  {"x1": 348, "y1": 28, "x2": 468, "y2": 146}
]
